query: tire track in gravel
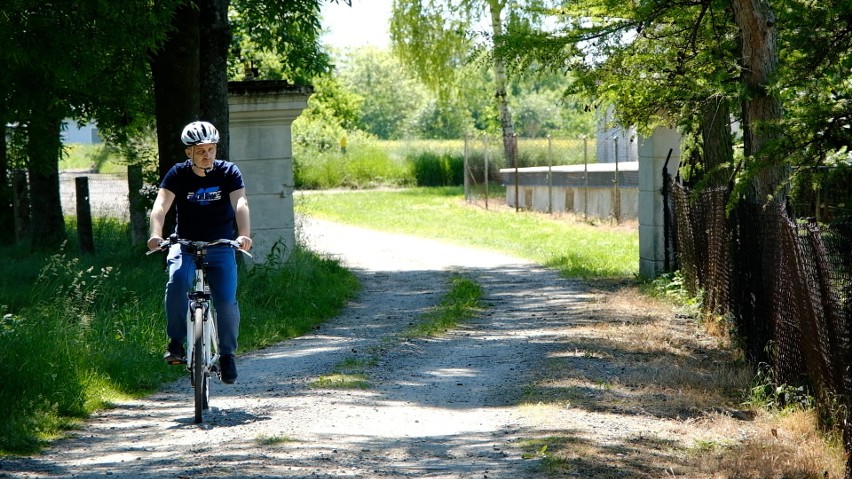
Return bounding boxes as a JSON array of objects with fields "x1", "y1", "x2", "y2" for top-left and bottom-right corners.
[{"x1": 1, "y1": 216, "x2": 597, "y2": 479}]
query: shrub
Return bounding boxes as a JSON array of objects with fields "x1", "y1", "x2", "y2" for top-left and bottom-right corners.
[{"x1": 407, "y1": 152, "x2": 464, "y2": 187}]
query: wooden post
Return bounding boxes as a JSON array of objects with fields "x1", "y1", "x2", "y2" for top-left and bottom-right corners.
[
  {"x1": 76, "y1": 177, "x2": 94, "y2": 254},
  {"x1": 12, "y1": 170, "x2": 29, "y2": 243},
  {"x1": 127, "y1": 165, "x2": 147, "y2": 244}
]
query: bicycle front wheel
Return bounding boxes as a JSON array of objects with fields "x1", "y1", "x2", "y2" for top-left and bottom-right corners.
[{"x1": 192, "y1": 306, "x2": 208, "y2": 424}]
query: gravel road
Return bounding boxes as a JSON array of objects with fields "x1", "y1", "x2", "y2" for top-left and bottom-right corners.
[{"x1": 0, "y1": 216, "x2": 724, "y2": 478}]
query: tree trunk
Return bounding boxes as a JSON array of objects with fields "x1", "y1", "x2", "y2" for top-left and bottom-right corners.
[
  {"x1": 27, "y1": 114, "x2": 66, "y2": 251},
  {"x1": 731, "y1": 0, "x2": 787, "y2": 203},
  {"x1": 150, "y1": 1, "x2": 200, "y2": 182},
  {"x1": 0, "y1": 114, "x2": 12, "y2": 245},
  {"x1": 700, "y1": 95, "x2": 734, "y2": 188},
  {"x1": 150, "y1": 1, "x2": 200, "y2": 237},
  {"x1": 487, "y1": 0, "x2": 516, "y2": 168},
  {"x1": 199, "y1": 0, "x2": 231, "y2": 160}
]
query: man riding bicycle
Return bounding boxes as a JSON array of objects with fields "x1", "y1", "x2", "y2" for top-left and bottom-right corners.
[{"x1": 147, "y1": 121, "x2": 252, "y2": 384}]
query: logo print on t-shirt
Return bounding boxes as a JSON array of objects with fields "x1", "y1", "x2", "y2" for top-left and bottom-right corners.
[{"x1": 187, "y1": 187, "x2": 222, "y2": 206}]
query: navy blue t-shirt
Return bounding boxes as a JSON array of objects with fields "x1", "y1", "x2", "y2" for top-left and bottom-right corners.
[{"x1": 160, "y1": 159, "x2": 246, "y2": 241}]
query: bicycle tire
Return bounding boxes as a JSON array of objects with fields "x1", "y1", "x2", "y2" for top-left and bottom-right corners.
[{"x1": 193, "y1": 306, "x2": 206, "y2": 424}]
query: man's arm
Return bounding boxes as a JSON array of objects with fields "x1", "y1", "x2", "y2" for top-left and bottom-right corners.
[
  {"x1": 230, "y1": 188, "x2": 252, "y2": 251},
  {"x1": 147, "y1": 188, "x2": 175, "y2": 250}
]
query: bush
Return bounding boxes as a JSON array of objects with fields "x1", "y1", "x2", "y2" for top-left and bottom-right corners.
[{"x1": 407, "y1": 152, "x2": 464, "y2": 187}]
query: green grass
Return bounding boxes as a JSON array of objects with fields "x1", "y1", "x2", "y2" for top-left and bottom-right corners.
[
  {"x1": 309, "y1": 373, "x2": 371, "y2": 389},
  {"x1": 0, "y1": 219, "x2": 358, "y2": 454},
  {"x1": 309, "y1": 274, "x2": 484, "y2": 389},
  {"x1": 404, "y1": 275, "x2": 483, "y2": 337},
  {"x1": 297, "y1": 187, "x2": 638, "y2": 279},
  {"x1": 61, "y1": 143, "x2": 127, "y2": 174}
]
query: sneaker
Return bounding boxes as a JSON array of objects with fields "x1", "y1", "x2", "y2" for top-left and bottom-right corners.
[
  {"x1": 219, "y1": 354, "x2": 237, "y2": 384},
  {"x1": 163, "y1": 340, "x2": 186, "y2": 365}
]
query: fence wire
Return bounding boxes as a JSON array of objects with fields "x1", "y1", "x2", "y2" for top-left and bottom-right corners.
[
  {"x1": 463, "y1": 135, "x2": 592, "y2": 209},
  {"x1": 666, "y1": 177, "x2": 852, "y2": 474}
]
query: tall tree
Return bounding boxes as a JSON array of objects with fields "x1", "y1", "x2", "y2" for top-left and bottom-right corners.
[
  {"x1": 390, "y1": 0, "x2": 532, "y2": 166},
  {"x1": 151, "y1": 1, "x2": 201, "y2": 180},
  {"x1": 337, "y1": 48, "x2": 428, "y2": 139},
  {"x1": 151, "y1": 0, "x2": 333, "y2": 176},
  {"x1": 0, "y1": 0, "x2": 179, "y2": 250},
  {"x1": 731, "y1": 0, "x2": 785, "y2": 203}
]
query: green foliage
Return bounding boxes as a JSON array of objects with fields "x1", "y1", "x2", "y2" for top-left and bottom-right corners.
[
  {"x1": 407, "y1": 152, "x2": 464, "y2": 186},
  {"x1": 0, "y1": 219, "x2": 358, "y2": 454},
  {"x1": 229, "y1": 0, "x2": 331, "y2": 83},
  {"x1": 336, "y1": 47, "x2": 428, "y2": 139},
  {"x1": 239, "y1": 247, "x2": 359, "y2": 349},
  {"x1": 293, "y1": 134, "x2": 414, "y2": 189},
  {"x1": 744, "y1": 362, "x2": 815, "y2": 412}
]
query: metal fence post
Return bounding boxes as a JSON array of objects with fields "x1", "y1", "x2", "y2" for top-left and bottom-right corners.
[
  {"x1": 463, "y1": 135, "x2": 470, "y2": 202},
  {"x1": 547, "y1": 135, "x2": 553, "y2": 214},
  {"x1": 583, "y1": 136, "x2": 589, "y2": 220},
  {"x1": 484, "y1": 136, "x2": 489, "y2": 210}
]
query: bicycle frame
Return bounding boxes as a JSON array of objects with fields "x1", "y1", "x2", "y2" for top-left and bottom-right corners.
[
  {"x1": 185, "y1": 246, "x2": 220, "y2": 384},
  {"x1": 149, "y1": 235, "x2": 250, "y2": 424}
]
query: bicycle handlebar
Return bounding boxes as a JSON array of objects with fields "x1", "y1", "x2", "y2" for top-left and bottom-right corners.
[{"x1": 146, "y1": 235, "x2": 253, "y2": 258}]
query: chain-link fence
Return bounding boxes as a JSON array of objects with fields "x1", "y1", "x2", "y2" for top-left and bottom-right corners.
[
  {"x1": 665, "y1": 175, "x2": 852, "y2": 474},
  {"x1": 463, "y1": 135, "x2": 594, "y2": 208},
  {"x1": 59, "y1": 171, "x2": 130, "y2": 220}
]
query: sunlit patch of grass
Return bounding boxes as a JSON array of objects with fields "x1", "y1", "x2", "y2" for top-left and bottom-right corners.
[
  {"x1": 690, "y1": 409, "x2": 846, "y2": 478},
  {"x1": 403, "y1": 275, "x2": 483, "y2": 338},
  {"x1": 297, "y1": 187, "x2": 638, "y2": 279},
  {"x1": 256, "y1": 434, "x2": 300, "y2": 446},
  {"x1": 309, "y1": 373, "x2": 371, "y2": 390}
]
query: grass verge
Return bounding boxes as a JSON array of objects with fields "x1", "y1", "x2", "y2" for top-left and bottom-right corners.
[
  {"x1": 311, "y1": 274, "x2": 484, "y2": 390},
  {"x1": 297, "y1": 187, "x2": 638, "y2": 280},
  {"x1": 0, "y1": 219, "x2": 358, "y2": 455}
]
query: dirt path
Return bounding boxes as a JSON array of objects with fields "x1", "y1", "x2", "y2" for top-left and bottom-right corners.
[{"x1": 1, "y1": 217, "x2": 748, "y2": 478}]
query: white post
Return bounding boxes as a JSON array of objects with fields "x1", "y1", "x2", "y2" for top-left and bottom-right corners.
[
  {"x1": 638, "y1": 127, "x2": 681, "y2": 278},
  {"x1": 228, "y1": 81, "x2": 312, "y2": 265}
]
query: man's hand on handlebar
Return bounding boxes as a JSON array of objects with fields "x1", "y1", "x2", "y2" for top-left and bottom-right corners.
[
  {"x1": 147, "y1": 236, "x2": 166, "y2": 251},
  {"x1": 235, "y1": 235, "x2": 252, "y2": 252}
]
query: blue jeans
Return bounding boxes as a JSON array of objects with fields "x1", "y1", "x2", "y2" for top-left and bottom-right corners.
[{"x1": 165, "y1": 244, "x2": 240, "y2": 355}]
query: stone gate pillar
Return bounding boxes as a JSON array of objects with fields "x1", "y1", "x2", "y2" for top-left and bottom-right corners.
[
  {"x1": 228, "y1": 80, "x2": 312, "y2": 264},
  {"x1": 638, "y1": 127, "x2": 681, "y2": 278}
]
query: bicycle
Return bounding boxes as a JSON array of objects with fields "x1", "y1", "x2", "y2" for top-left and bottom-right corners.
[{"x1": 148, "y1": 234, "x2": 252, "y2": 423}]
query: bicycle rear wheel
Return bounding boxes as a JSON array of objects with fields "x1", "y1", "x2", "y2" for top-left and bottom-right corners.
[{"x1": 192, "y1": 307, "x2": 208, "y2": 424}]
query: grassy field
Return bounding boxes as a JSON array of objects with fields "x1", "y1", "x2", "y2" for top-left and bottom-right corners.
[{"x1": 297, "y1": 187, "x2": 638, "y2": 280}]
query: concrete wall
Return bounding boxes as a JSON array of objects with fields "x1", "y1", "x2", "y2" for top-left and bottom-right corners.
[
  {"x1": 62, "y1": 120, "x2": 101, "y2": 145},
  {"x1": 228, "y1": 81, "x2": 312, "y2": 265},
  {"x1": 638, "y1": 127, "x2": 680, "y2": 278},
  {"x1": 500, "y1": 162, "x2": 639, "y2": 220},
  {"x1": 500, "y1": 124, "x2": 683, "y2": 279}
]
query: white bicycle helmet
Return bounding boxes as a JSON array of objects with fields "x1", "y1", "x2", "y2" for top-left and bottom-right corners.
[{"x1": 181, "y1": 121, "x2": 220, "y2": 145}]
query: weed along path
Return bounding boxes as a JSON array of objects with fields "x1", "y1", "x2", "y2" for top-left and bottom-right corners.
[{"x1": 2, "y1": 217, "x2": 760, "y2": 478}]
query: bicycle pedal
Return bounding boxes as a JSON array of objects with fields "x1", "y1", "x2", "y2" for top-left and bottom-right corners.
[{"x1": 165, "y1": 356, "x2": 186, "y2": 366}]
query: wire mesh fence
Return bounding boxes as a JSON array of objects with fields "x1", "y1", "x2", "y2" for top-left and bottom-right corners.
[
  {"x1": 462, "y1": 135, "x2": 594, "y2": 209},
  {"x1": 665, "y1": 176, "x2": 852, "y2": 473},
  {"x1": 59, "y1": 171, "x2": 130, "y2": 220}
]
